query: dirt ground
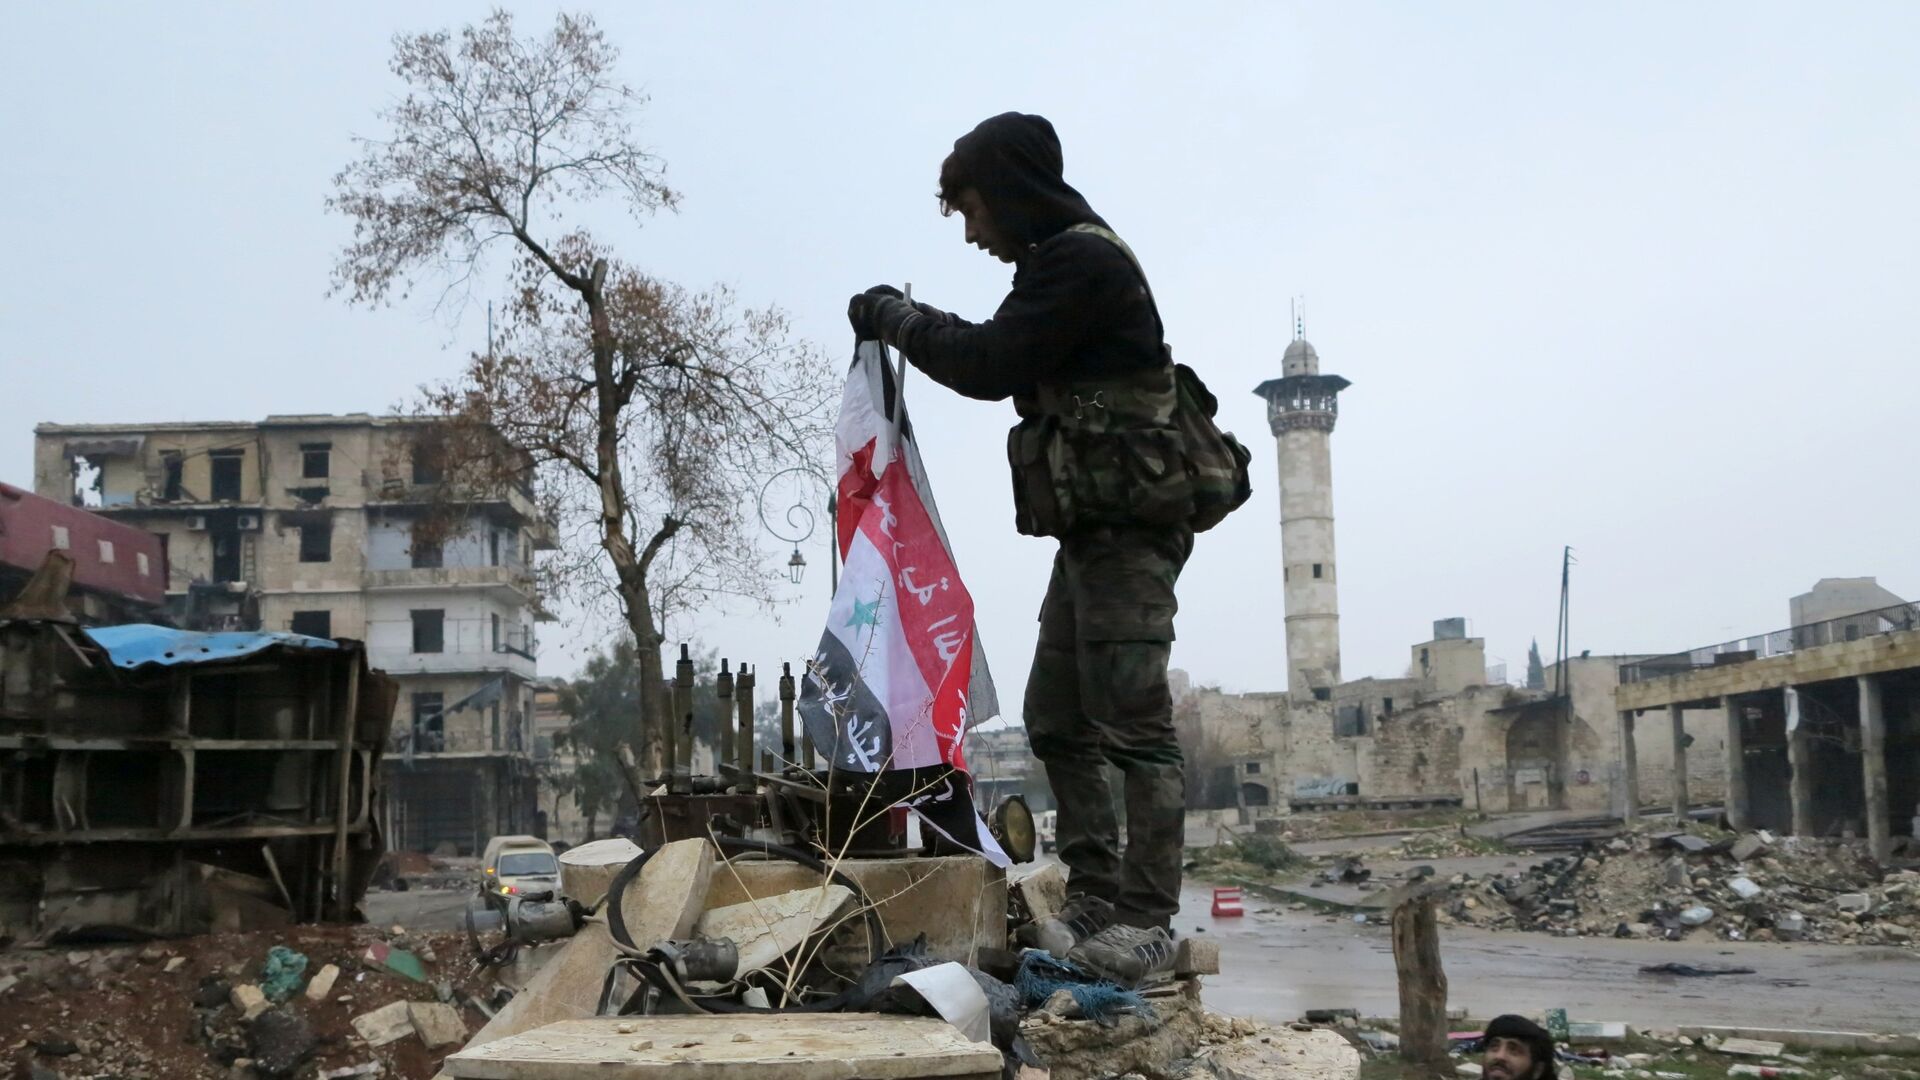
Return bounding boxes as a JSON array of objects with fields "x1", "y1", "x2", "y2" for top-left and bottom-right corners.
[{"x1": 0, "y1": 923, "x2": 497, "y2": 1079}]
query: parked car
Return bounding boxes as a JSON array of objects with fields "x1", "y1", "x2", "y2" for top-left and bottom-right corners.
[{"x1": 478, "y1": 835, "x2": 560, "y2": 902}]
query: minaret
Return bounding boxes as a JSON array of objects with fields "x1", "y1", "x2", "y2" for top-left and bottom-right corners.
[{"x1": 1253, "y1": 315, "x2": 1350, "y2": 699}]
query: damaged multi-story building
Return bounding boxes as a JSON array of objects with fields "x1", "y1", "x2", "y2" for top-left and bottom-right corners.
[
  {"x1": 32, "y1": 414, "x2": 557, "y2": 854},
  {"x1": 1183, "y1": 331, "x2": 1918, "y2": 858}
]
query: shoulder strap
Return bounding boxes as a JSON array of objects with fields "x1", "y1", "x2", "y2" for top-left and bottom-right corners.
[{"x1": 1067, "y1": 223, "x2": 1168, "y2": 347}]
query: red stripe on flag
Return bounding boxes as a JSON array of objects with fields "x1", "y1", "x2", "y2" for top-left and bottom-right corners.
[{"x1": 855, "y1": 461, "x2": 973, "y2": 772}]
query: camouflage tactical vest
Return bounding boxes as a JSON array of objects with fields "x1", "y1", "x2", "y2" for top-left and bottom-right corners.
[
  {"x1": 1006, "y1": 225, "x2": 1253, "y2": 538},
  {"x1": 1008, "y1": 363, "x2": 1195, "y2": 538}
]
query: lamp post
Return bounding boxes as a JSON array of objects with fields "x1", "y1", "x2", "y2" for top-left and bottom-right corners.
[{"x1": 758, "y1": 466, "x2": 831, "y2": 590}]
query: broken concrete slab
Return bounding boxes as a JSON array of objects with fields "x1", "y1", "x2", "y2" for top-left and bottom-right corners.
[
  {"x1": 694, "y1": 884, "x2": 853, "y2": 976},
  {"x1": 1835, "y1": 893, "x2": 1872, "y2": 913},
  {"x1": 459, "y1": 838, "x2": 716, "y2": 1057},
  {"x1": 1728, "y1": 877, "x2": 1763, "y2": 900},
  {"x1": 1174, "y1": 937, "x2": 1220, "y2": 977},
  {"x1": 230, "y1": 983, "x2": 270, "y2": 1021},
  {"x1": 1716, "y1": 1037, "x2": 1788, "y2": 1056},
  {"x1": 443, "y1": 1015, "x2": 1001, "y2": 1080},
  {"x1": 1731, "y1": 834, "x2": 1771, "y2": 862},
  {"x1": 352, "y1": 1001, "x2": 416, "y2": 1047},
  {"x1": 1011, "y1": 861, "x2": 1068, "y2": 922},
  {"x1": 305, "y1": 963, "x2": 341, "y2": 1003},
  {"x1": 557, "y1": 838, "x2": 644, "y2": 909},
  {"x1": 705, "y1": 855, "x2": 1005, "y2": 965},
  {"x1": 408, "y1": 1002, "x2": 468, "y2": 1049}
]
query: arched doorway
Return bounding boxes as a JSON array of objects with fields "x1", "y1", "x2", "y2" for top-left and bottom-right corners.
[{"x1": 1240, "y1": 781, "x2": 1271, "y2": 808}]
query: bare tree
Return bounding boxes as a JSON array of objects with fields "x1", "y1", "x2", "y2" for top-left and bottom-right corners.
[{"x1": 330, "y1": 10, "x2": 833, "y2": 777}]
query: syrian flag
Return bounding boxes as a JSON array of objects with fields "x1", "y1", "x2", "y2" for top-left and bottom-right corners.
[{"x1": 798, "y1": 340, "x2": 1007, "y2": 867}]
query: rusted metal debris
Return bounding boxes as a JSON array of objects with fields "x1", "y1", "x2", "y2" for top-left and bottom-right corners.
[{"x1": 0, "y1": 618, "x2": 397, "y2": 941}]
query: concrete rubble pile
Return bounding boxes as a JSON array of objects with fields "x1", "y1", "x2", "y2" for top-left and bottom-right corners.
[
  {"x1": 1431, "y1": 826, "x2": 1920, "y2": 946},
  {"x1": 432, "y1": 840, "x2": 1330, "y2": 1080}
]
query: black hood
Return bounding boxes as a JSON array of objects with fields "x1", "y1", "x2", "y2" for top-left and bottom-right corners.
[{"x1": 942, "y1": 113, "x2": 1106, "y2": 251}]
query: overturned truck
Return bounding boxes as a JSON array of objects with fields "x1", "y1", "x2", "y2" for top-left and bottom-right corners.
[{"x1": 0, "y1": 619, "x2": 396, "y2": 940}]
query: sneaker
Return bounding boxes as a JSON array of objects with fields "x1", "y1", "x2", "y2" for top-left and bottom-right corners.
[
  {"x1": 1016, "y1": 894, "x2": 1115, "y2": 958},
  {"x1": 1067, "y1": 923, "x2": 1176, "y2": 988}
]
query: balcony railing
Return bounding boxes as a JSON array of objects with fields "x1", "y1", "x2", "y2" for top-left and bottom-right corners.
[
  {"x1": 363, "y1": 566, "x2": 535, "y2": 595},
  {"x1": 1620, "y1": 601, "x2": 1920, "y2": 684}
]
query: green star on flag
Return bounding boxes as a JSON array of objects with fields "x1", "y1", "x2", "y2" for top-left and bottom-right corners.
[{"x1": 847, "y1": 597, "x2": 882, "y2": 630}]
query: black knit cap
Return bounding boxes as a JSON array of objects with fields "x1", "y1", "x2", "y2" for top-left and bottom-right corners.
[{"x1": 1485, "y1": 1015, "x2": 1558, "y2": 1080}]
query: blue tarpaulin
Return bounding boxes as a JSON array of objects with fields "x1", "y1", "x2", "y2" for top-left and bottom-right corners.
[{"x1": 82, "y1": 624, "x2": 339, "y2": 669}]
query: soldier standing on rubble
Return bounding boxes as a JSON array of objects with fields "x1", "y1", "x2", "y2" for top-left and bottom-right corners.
[{"x1": 847, "y1": 112, "x2": 1193, "y2": 986}]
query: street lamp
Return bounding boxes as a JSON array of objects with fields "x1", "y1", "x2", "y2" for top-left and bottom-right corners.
[{"x1": 759, "y1": 466, "x2": 828, "y2": 589}]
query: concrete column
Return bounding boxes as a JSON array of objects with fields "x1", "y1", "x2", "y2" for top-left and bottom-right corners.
[
  {"x1": 1859, "y1": 674, "x2": 1891, "y2": 863},
  {"x1": 1787, "y1": 687, "x2": 1814, "y2": 838},
  {"x1": 1618, "y1": 710, "x2": 1639, "y2": 823},
  {"x1": 1721, "y1": 694, "x2": 1750, "y2": 832},
  {"x1": 1669, "y1": 703, "x2": 1689, "y2": 820}
]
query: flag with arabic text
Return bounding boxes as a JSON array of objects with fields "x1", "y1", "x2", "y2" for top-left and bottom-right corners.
[{"x1": 797, "y1": 340, "x2": 1006, "y2": 866}]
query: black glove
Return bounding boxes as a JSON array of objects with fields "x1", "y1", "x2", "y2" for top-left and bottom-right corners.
[{"x1": 847, "y1": 284, "x2": 907, "y2": 341}]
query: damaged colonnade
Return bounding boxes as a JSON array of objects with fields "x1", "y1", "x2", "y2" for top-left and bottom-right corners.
[{"x1": 1617, "y1": 610, "x2": 1920, "y2": 862}]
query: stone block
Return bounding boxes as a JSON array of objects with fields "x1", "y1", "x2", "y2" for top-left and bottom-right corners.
[
  {"x1": 230, "y1": 983, "x2": 270, "y2": 1020},
  {"x1": 1731, "y1": 834, "x2": 1769, "y2": 862},
  {"x1": 558, "y1": 838, "x2": 644, "y2": 909},
  {"x1": 1011, "y1": 861, "x2": 1068, "y2": 922},
  {"x1": 705, "y1": 855, "x2": 1005, "y2": 964},
  {"x1": 352, "y1": 1001, "x2": 415, "y2": 1047},
  {"x1": 443, "y1": 1015, "x2": 1001, "y2": 1080},
  {"x1": 305, "y1": 964, "x2": 341, "y2": 1003},
  {"x1": 1728, "y1": 877, "x2": 1762, "y2": 900},
  {"x1": 1174, "y1": 937, "x2": 1220, "y2": 976},
  {"x1": 1836, "y1": 893, "x2": 1872, "y2": 913},
  {"x1": 409, "y1": 1002, "x2": 469, "y2": 1049}
]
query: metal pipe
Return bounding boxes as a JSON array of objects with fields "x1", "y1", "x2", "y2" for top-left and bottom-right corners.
[
  {"x1": 715, "y1": 659, "x2": 734, "y2": 774},
  {"x1": 778, "y1": 662, "x2": 799, "y2": 770},
  {"x1": 736, "y1": 664, "x2": 755, "y2": 775},
  {"x1": 330, "y1": 660, "x2": 360, "y2": 920},
  {"x1": 672, "y1": 644, "x2": 695, "y2": 791}
]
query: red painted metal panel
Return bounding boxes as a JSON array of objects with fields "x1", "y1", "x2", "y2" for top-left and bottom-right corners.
[{"x1": 0, "y1": 483, "x2": 168, "y2": 606}]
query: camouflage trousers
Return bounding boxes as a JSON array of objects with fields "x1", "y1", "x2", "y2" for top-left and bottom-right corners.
[{"x1": 1025, "y1": 523, "x2": 1193, "y2": 929}]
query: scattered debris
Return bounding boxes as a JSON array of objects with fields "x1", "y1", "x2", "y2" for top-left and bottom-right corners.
[
  {"x1": 351, "y1": 1001, "x2": 417, "y2": 1048},
  {"x1": 261, "y1": 945, "x2": 311, "y2": 1003},
  {"x1": 231, "y1": 983, "x2": 271, "y2": 1021},
  {"x1": 406, "y1": 1001, "x2": 468, "y2": 1049},
  {"x1": 1717, "y1": 1037, "x2": 1790, "y2": 1056},
  {"x1": 306, "y1": 962, "x2": 342, "y2": 1002},
  {"x1": 1416, "y1": 825, "x2": 1919, "y2": 947},
  {"x1": 1640, "y1": 963, "x2": 1758, "y2": 978},
  {"x1": 361, "y1": 942, "x2": 427, "y2": 982}
]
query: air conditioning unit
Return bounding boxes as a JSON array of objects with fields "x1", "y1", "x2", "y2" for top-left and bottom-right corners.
[
  {"x1": 185, "y1": 515, "x2": 208, "y2": 531},
  {"x1": 236, "y1": 513, "x2": 262, "y2": 532}
]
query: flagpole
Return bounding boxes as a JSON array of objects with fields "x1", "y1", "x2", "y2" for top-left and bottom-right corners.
[{"x1": 891, "y1": 283, "x2": 911, "y2": 453}]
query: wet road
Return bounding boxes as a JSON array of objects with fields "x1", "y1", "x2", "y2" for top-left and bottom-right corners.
[{"x1": 1179, "y1": 877, "x2": 1920, "y2": 1032}]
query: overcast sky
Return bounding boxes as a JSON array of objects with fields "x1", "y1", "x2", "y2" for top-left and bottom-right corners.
[{"x1": 4, "y1": 3, "x2": 1916, "y2": 713}]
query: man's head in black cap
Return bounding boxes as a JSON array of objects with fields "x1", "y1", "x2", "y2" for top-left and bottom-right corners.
[{"x1": 1483, "y1": 1015, "x2": 1556, "y2": 1080}]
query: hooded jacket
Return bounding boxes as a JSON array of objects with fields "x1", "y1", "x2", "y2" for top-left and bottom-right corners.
[{"x1": 893, "y1": 113, "x2": 1165, "y2": 402}]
